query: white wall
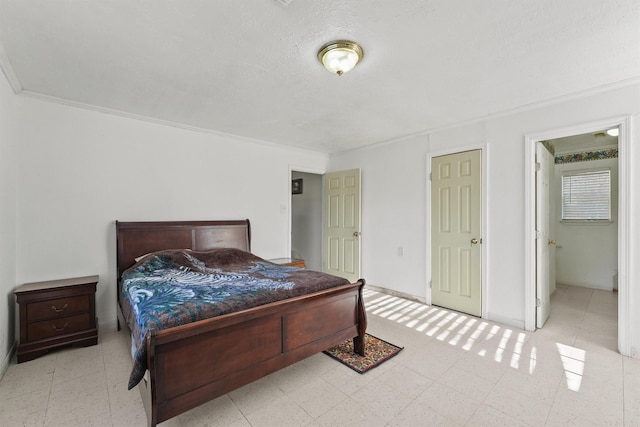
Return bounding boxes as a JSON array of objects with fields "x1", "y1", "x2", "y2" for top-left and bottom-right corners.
[
  {"x1": 554, "y1": 158, "x2": 618, "y2": 290},
  {"x1": 10, "y1": 95, "x2": 330, "y2": 336},
  {"x1": 291, "y1": 171, "x2": 323, "y2": 271},
  {"x1": 0, "y1": 70, "x2": 17, "y2": 376},
  {"x1": 332, "y1": 138, "x2": 430, "y2": 300},
  {"x1": 330, "y1": 85, "x2": 640, "y2": 352}
]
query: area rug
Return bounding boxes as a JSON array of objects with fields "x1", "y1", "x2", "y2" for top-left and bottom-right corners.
[{"x1": 323, "y1": 334, "x2": 403, "y2": 373}]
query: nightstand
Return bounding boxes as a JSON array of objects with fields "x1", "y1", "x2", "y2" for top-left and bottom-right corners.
[
  {"x1": 14, "y1": 275, "x2": 99, "y2": 363},
  {"x1": 269, "y1": 258, "x2": 306, "y2": 269}
]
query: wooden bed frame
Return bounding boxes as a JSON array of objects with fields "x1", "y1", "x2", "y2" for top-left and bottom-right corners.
[{"x1": 115, "y1": 220, "x2": 367, "y2": 427}]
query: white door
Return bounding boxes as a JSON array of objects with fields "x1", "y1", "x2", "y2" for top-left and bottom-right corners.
[
  {"x1": 324, "y1": 169, "x2": 361, "y2": 283},
  {"x1": 431, "y1": 150, "x2": 482, "y2": 317},
  {"x1": 536, "y1": 143, "x2": 554, "y2": 328}
]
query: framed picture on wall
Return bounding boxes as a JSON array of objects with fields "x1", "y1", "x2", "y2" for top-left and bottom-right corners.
[{"x1": 292, "y1": 178, "x2": 303, "y2": 194}]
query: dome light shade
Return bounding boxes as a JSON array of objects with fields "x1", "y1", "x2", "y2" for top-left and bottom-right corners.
[
  {"x1": 318, "y1": 40, "x2": 363, "y2": 76},
  {"x1": 606, "y1": 128, "x2": 619, "y2": 137}
]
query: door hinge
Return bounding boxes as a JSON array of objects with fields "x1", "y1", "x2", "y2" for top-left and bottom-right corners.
[
  {"x1": 536, "y1": 298, "x2": 541, "y2": 307},
  {"x1": 535, "y1": 162, "x2": 541, "y2": 172},
  {"x1": 429, "y1": 280, "x2": 432, "y2": 289},
  {"x1": 429, "y1": 172, "x2": 432, "y2": 181}
]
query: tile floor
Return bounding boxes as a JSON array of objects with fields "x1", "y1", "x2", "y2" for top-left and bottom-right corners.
[{"x1": 1, "y1": 284, "x2": 638, "y2": 426}]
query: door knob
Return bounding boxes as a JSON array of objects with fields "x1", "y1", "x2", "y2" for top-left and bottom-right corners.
[
  {"x1": 548, "y1": 239, "x2": 556, "y2": 245},
  {"x1": 353, "y1": 231, "x2": 361, "y2": 238},
  {"x1": 471, "y1": 238, "x2": 479, "y2": 245}
]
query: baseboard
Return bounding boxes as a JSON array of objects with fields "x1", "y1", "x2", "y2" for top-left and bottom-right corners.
[
  {"x1": 556, "y1": 281, "x2": 613, "y2": 292},
  {"x1": 99, "y1": 319, "x2": 118, "y2": 333},
  {"x1": 365, "y1": 284, "x2": 426, "y2": 304},
  {"x1": 0, "y1": 340, "x2": 17, "y2": 380},
  {"x1": 486, "y1": 313, "x2": 526, "y2": 330}
]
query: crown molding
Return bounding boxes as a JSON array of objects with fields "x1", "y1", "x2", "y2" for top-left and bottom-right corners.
[
  {"x1": 16, "y1": 89, "x2": 330, "y2": 158},
  {"x1": 331, "y1": 76, "x2": 640, "y2": 157},
  {"x1": 0, "y1": 41, "x2": 22, "y2": 93}
]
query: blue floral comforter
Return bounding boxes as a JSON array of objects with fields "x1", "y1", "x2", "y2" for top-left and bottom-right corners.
[{"x1": 120, "y1": 248, "x2": 349, "y2": 389}]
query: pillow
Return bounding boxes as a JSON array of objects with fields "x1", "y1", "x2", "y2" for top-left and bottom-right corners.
[
  {"x1": 134, "y1": 253, "x2": 152, "y2": 263},
  {"x1": 134, "y1": 249, "x2": 192, "y2": 263}
]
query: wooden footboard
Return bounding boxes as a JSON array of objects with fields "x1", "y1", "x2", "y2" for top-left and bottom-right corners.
[{"x1": 136, "y1": 279, "x2": 366, "y2": 427}]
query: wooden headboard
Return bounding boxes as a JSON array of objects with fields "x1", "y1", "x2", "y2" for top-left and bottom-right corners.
[{"x1": 115, "y1": 219, "x2": 251, "y2": 280}]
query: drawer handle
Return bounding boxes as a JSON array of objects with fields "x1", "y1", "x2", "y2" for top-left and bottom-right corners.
[
  {"x1": 52, "y1": 323, "x2": 69, "y2": 332},
  {"x1": 51, "y1": 303, "x2": 68, "y2": 313}
]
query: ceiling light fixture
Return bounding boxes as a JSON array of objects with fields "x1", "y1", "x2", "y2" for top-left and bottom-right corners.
[
  {"x1": 606, "y1": 128, "x2": 619, "y2": 137},
  {"x1": 317, "y1": 40, "x2": 364, "y2": 76}
]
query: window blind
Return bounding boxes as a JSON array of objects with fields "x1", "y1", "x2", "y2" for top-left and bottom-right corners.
[{"x1": 561, "y1": 170, "x2": 610, "y2": 220}]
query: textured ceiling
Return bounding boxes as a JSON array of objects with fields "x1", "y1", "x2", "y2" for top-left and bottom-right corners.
[{"x1": 0, "y1": 1, "x2": 638, "y2": 154}]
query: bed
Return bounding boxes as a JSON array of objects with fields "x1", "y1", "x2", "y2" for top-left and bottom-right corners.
[{"x1": 115, "y1": 219, "x2": 367, "y2": 427}]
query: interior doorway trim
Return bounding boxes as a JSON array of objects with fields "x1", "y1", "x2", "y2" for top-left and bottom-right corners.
[
  {"x1": 426, "y1": 143, "x2": 488, "y2": 317},
  {"x1": 523, "y1": 116, "x2": 631, "y2": 356}
]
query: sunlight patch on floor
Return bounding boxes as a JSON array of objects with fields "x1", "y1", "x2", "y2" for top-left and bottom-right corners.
[
  {"x1": 448, "y1": 317, "x2": 476, "y2": 346},
  {"x1": 529, "y1": 346, "x2": 538, "y2": 374},
  {"x1": 494, "y1": 328, "x2": 512, "y2": 363},
  {"x1": 556, "y1": 343, "x2": 586, "y2": 391},
  {"x1": 463, "y1": 321, "x2": 488, "y2": 351},
  {"x1": 364, "y1": 288, "x2": 588, "y2": 386},
  {"x1": 510, "y1": 332, "x2": 527, "y2": 369},
  {"x1": 365, "y1": 289, "x2": 527, "y2": 363}
]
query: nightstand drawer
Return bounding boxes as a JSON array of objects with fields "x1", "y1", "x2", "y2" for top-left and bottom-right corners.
[
  {"x1": 27, "y1": 313, "x2": 91, "y2": 341},
  {"x1": 27, "y1": 295, "x2": 89, "y2": 322}
]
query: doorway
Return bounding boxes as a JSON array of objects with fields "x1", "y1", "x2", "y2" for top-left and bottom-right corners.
[
  {"x1": 525, "y1": 117, "x2": 630, "y2": 356},
  {"x1": 538, "y1": 132, "x2": 619, "y2": 330},
  {"x1": 290, "y1": 171, "x2": 323, "y2": 271},
  {"x1": 289, "y1": 168, "x2": 362, "y2": 280}
]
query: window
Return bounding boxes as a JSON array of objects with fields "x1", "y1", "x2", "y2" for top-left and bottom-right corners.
[{"x1": 561, "y1": 169, "x2": 611, "y2": 221}]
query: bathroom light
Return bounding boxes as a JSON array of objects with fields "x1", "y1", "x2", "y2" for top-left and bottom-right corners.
[
  {"x1": 317, "y1": 40, "x2": 364, "y2": 76},
  {"x1": 606, "y1": 128, "x2": 619, "y2": 137}
]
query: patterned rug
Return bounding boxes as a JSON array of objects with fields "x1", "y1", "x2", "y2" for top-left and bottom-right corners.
[{"x1": 323, "y1": 334, "x2": 403, "y2": 374}]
